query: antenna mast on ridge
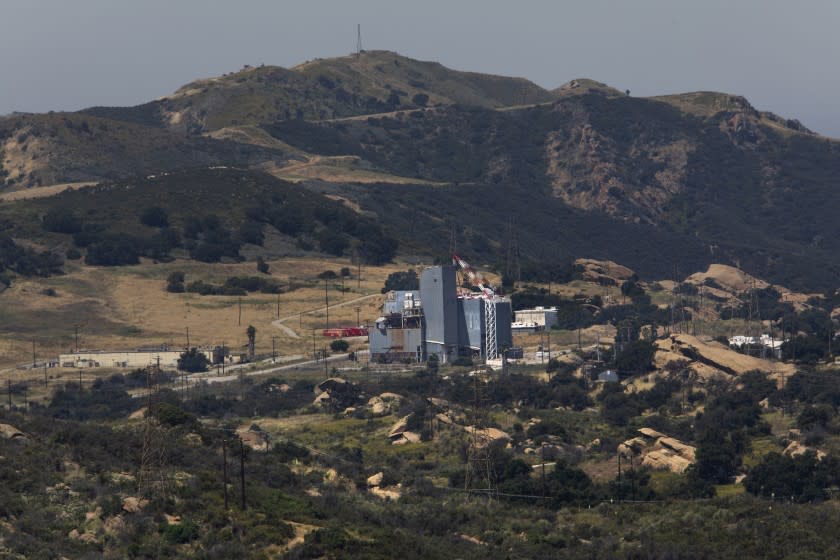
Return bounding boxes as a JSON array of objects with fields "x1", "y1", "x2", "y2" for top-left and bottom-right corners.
[{"x1": 356, "y1": 24, "x2": 363, "y2": 57}]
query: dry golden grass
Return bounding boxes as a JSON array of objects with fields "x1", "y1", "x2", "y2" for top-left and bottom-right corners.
[
  {"x1": 0, "y1": 181, "x2": 97, "y2": 201},
  {"x1": 266, "y1": 156, "x2": 445, "y2": 185},
  {"x1": 0, "y1": 256, "x2": 412, "y2": 371}
]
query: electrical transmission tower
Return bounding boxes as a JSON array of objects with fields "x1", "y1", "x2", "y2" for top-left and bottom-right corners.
[
  {"x1": 138, "y1": 360, "x2": 171, "y2": 499},
  {"x1": 745, "y1": 277, "x2": 762, "y2": 357},
  {"x1": 464, "y1": 369, "x2": 496, "y2": 500},
  {"x1": 504, "y1": 219, "x2": 521, "y2": 286}
]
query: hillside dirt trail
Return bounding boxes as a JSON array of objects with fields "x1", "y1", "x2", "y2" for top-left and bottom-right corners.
[
  {"x1": 0, "y1": 181, "x2": 96, "y2": 201},
  {"x1": 271, "y1": 292, "x2": 380, "y2": 339}
]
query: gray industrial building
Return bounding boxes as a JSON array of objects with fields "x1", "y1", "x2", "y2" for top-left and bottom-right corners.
[
  {"x1": 369, "y1": 291, "x2": 424, "y2": 363},
  {"x1": 370, "y1": 265, "x2": 512, "y2": 364}
]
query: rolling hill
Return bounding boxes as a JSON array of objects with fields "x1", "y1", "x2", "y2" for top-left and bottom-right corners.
[{"x1": 1, "y1": 50, "x2": 840, "y2": 291}]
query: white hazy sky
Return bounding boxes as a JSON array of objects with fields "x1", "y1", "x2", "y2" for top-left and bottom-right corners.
[{"x1": 2, "y1": 0, "x2": 839, "y2": 136}]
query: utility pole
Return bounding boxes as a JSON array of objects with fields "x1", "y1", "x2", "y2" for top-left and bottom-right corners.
[
  {"x1": 541, "y1": 443, "x2": 546, "y2": 498},
  {"x1": 186, "y1": 327, "x2": 190, "y2": 349},
  {"x1": 547, "y1": 329, "x2": 551, "y2": 362},
  {"x1": 222, "y1": 439, "x2": 229, "y2": 510},
  {"x1": 239, "y1": 438, "x2": 247, "y2": 510},
  {"x1": 617, "y1": 452, "x2": 622, "y2": 502},
  {"x1": 325, "y1": 279, "x2": 329, "y2": 330},
  {"x1": 272, "y1": 336, "x2": 277, "y2": 364},
  {"x1": 356, "y1": 306, "x2": 361, "y2": 327},
  {"x1": 79, "y1": 369, "x2": 83, "y2": 391}
]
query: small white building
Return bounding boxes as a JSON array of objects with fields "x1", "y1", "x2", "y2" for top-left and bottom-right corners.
[
  {"x1": 728, "y1": 334, "x2": 783, "y2": 359},
  {"x1": 514, "y1": 306, "x2": 558, "y2": 330}
]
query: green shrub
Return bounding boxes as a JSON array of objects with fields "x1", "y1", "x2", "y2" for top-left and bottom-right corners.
[{"x1": 330, "y1": 339, "x2": 350, "y2": 352}]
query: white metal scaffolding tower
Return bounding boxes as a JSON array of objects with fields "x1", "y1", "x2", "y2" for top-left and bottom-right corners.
[{"x1": 484, "y1": 298, "x2": 498, "y2": 360}]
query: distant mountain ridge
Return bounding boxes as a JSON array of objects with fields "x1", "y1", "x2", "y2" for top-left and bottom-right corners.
[{"x1": 82, "y1": 50, "x2": 556, "y2": 134}]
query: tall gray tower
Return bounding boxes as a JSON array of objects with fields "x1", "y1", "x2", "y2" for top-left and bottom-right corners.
[{"x1": 420, "y1": 265, "x2": 458, "y2": 363}]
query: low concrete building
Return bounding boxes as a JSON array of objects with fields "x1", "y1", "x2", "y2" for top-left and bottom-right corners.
[
  {"x1": 58, "y1": 347, "x2": 212, "y2": 369},
  {"x1": 514, "y1": 307, "x2": 558, "y2": 330}
]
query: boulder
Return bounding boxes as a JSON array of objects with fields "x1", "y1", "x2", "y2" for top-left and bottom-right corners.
[
  {"x1": 368, "y1": 396, "x2": 387, "y2": 416},
  {"x1": 104, "y1": 515, "x2": 126, "y2": 535},
  {"x1": 122, "y1": 496, "x2": 148, "y2": 514},
  {"x1": 784, "y1": 441, "x2": 826, "y2": 460},
  {"x1": 317, "y1": 377, "x2": 348, "y2": 393},
  {"x1": 370, "y1": 484, "x2": 401, "y2": 500},
  {"x1": 367, "y1": 472, "x2": 384, "y2": 487},
  {"x1": 642, "y1": 450, "x2": 693, "y2": 474},
  {"x1": 0, "y1": 423, "x2": 27, "y2": 442},
  {"x1": 312, "y1": 391, "x2": 332, "y2": 407},
  {"x1": 239, "y1": 430, "x2": 269, "y2": 452},
  {"x1": 388, "y1": 415, "x2": 412, "y2": 438}
]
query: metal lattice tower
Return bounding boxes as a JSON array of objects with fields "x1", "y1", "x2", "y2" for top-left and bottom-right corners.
[
  {"x1": 484, "y1": 298, "x2": 498, "y2": 360},
  {"x1": 138, "y1": 363, "x2": 171, "y2": 499},
  {"x1": 464, "y1": 369, "x2": 495, "y2": 499},
  {"x1": 504, "y1": 219, "x2": 521, "y2": 285}
]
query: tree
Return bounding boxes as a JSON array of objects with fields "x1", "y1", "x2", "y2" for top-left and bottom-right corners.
[
  {"x1": 744, "y1": 451, "x2": 840, "y2": 501},
  {"x1": 693, "y1": 429, "x2": 740, "y2": 484},
  {"x1": 381, "y1": 269, "x2": 418, "y2": 293},
  {"x1": 412, "y1": 93, "x2": 429, "y2": 107},
  {"x1": 178, "y1": 348, "x2": 208, "y2": 373},
  {"x1": 247, "y1": 325, "x2": 256, "y2": 362},
  {"x1": 797, "y1": 404, "x2": 833, "y2": 431},
  {"x1": 166, "y1": 271, "x2": 185, "y2": 293},
  {"x1": 85, "y1": 235, "x2": 141, "y2": 266},
  {"x1": 330, "y1": 339, "x2": 349, "y2": 352},
  {"x1": 256, "y1": 256, "x2": 270, "y2": 274},
  {"x1": 614, "y1": 340, "x2": 655, "y2": 376},
  {"x1": 42, "y1": 209, "x2": 83, "y2": 234},
  {"x1": 239, "y1": 221, "x2": 264, "y2": 246},
  {"x1": 140, "y1": 206, "x2": 169, "y2": 228},
  {"x1": 212, "y1": 345, "x2": 228, "y2": 365}
]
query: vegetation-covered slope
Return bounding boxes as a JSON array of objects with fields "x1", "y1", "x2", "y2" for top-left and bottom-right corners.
[
  {"x1": 0, "y1": 168, "x2": 397, "y2": 268},
  {"x1": 0, "y1": 112, "x2": 292, "y2": 190},
  {"x1": 80, "y1": 50, "x2": 555, "y2": 135},
  {"x1": 2, "y1": 51, "x2": 840, "y2": 291}
]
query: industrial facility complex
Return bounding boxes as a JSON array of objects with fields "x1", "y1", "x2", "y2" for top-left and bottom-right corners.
[{"x1": 369, "y1": 264, "x2": 513, "y2": 364}]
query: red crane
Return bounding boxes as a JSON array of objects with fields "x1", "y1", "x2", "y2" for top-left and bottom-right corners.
[{"x1": 452, "y1": 253, "x2": 495, "y2": 298}]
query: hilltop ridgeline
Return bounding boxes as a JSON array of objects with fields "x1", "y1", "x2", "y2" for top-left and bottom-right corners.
[{"x1": 0, "y1": 50, "x2": 838, "y2": 291}]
